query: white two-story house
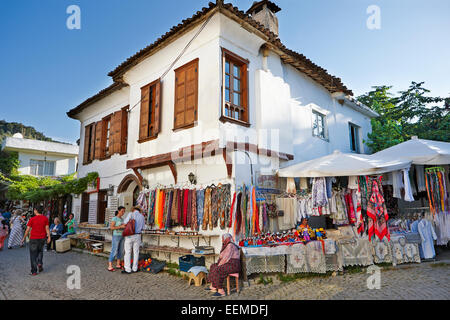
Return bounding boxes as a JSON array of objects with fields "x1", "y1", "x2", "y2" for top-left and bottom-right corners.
[{"x1": 67, "y1": 0, "x2": 378, "y2": 254}]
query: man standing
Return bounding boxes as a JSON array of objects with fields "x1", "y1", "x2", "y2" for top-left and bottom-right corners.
[
  {"x1": 22, "y1": 206, "x2": 50, "y2": 276},
  {"x1": 122, "y1": 206, "x2": 145, "y2": 274}
]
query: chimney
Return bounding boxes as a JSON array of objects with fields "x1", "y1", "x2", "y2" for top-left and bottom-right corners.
[{"x1": 246, "y1": 0, "x2": 281, "y2": 37}]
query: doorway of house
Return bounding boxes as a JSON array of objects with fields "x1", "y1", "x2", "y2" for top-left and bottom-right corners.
[
  {"x1": 97, "y1": 190, "x2": 107, "y2": 224},
  {"x1": 80, "y1": 192, "x2": 89, "y2": 223}
]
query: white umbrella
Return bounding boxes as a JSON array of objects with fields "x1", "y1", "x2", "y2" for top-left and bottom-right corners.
[
  {"x1": 373, "y1": 137, "x2": 450, "y2": 165},
  {"x1": 277, "y1": 150, "x2": 411, "y2": 178}
]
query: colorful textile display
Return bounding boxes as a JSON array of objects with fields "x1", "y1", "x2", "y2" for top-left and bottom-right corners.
[
  {"x1": 138, "y1": 184, "x2": 231, "y2": 232},
  {"x1": 366, "y1": 176, "x2": 390, "y2": 242}
]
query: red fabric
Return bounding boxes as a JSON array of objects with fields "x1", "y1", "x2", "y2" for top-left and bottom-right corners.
[
  {"x1": 27, "y1": 215, "x2": 49, "y2": 239},
  {"x1": 344, "y1": 192, "x2": 357, "y2": 224},
  {"x1": 229, "y1": 192, "x2": 236, "y2": 228},
  {"x1": 183, "y1": 189, "x2": 189, "y2": 227},
  {"x1": 367, "y1": 176, "x2": 390, "y2": 242}
]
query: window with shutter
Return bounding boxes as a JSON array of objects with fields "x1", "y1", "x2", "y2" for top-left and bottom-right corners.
[
  {"x1": 94, "y1": 120, "x2": 103, "y2": 160},
  {"x1": 139, "y1": 79, "x2": 162, "y2": 143},
  {"x1": 174, "y1": 59, "x2": 198, "y2": 130},
  {"x1": 83, "y1": 124, "x2": 95, "y2": 164},
  {"x1": 101, "y1": 115, "x2": 112, "y2": 159},
  {"x1": 120, "y1": 106, "x2": 129, "y2": 154},
  {"x1": 220, "y1": 49, "x2": 249, "y2": 126}
]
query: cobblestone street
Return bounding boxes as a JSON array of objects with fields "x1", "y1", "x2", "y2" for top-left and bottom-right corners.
[{"x1": 1, "y1": 240, "x2": 449, "y2": 300}]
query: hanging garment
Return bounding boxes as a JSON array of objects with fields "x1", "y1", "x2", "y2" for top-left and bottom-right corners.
[
  {"x1": 367, "y1": 176, "x2": 390, "y2": 242},
  {"x1": 196, "y1": 189, "x2": 205, "y2": 229},
  {"x1": 218, "y1": 184, "x2": 231, "y2": 230},
  {"x1": 409, "y1": 166, "x2": 418, "y2": 196},
  {"x1": 228, "y1": 192, "x2": 236, "y2": 229},
  {"x1": 326, "y1": 177, "x2": 336, "y2": 198},
  {"x1": 311, "y1": 178, "x2": 328, "y2": 207},
  {"x1": 403, "y1": 168, "x2": 415, "y2": 202},
  {"x1": 276, "y1": 197, "x2": 297, "y2": 231},
  {"x1": 159, "y1": 190, "x2": 166, "y2": 230},
  {"x1": 344, "y1": 191, "x2": 357, "y2": 225},
  {"x1": 191, "y1": 190, "x2": 198, "y2": 231},
  {"x1": 171, "y1": 189, "x2": 179, "y2": 226},
  {"x1": 154, "y1": 189, "x2": 161, "y2": 228},
  {"x1": 148, "y1": 190, "x2": 156, "y2": 226},
  {"x1": 434, "y1": 212, "x2": 450, "y2": 246},
  {"x1": 331, "y1": 190, "x2": 348, "y2": 226},
  {"x1": 286, "y1": 178, "x2": 297, "y2": 194},
  {"x1": 300, "y1": 178, "x2": 308, "y2": 190},
  {"x1": 202, "y1": 188, "x2": 212, "y2": 231},
  {"x1": 392, "y1": 171, "x2": 404, "y2": 199},
  {"x1": 211, "y1": 187, "x2": 219, "y2": 229},
  {"x1": 348, "y1": 176, "x2": 359, "y2": 190},
  {"x1": 418, "y1": 219, "x2": 438, "y2": 259},
  {"x1": 416, "y1": 165, "x2": 426, "y2": 192},
  {"x1": 234, "y1": 192, "x2": 243, "y2": 239},
  {"x1": 182, "y1": 189, "x2": 189, "y2": 228},
  {"x1": 177, "y1": 189, "x2": 183, "y2": 226}
]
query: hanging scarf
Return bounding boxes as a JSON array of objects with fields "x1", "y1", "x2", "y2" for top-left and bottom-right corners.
[
  {"x1": 367, "y1": 176, "x2": 390, "y2": 242},
  {"x1": 183, "y1": 189, "x2": 189, "y2": 228},
  {"x1": 228, "y1": 192, "x2": 236, "y2": 229},
  {"x1": 234, "y1": 192, "x2": 242, "y2": 240}
]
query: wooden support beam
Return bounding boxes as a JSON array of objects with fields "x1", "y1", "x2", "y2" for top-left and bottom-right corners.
[
  {"x1": 167, "y1": 161, "x2": 177, "y2": 184},
  {"x1": 222, "y1": 148, "x2": 233, "y2": 179}
]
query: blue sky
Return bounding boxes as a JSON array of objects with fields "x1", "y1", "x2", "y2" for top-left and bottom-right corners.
[{"x1": 1, "y1": 0, "x2": 449, "y2": 144}]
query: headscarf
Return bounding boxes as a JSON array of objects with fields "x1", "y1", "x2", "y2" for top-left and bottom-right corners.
[{"x1": 218, "y1": 233, "x2": 240, "y2": 266}]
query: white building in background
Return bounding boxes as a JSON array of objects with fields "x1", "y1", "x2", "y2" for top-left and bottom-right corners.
[
  {"x1": 67, "y1": 1, "x2": 378, "y2": 258},
  {"x1": 1, "y1": 134, "x2": 79, "y2": 177}
]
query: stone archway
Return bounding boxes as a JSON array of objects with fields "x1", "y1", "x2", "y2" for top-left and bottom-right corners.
[{"x1": 117, "y1": 174, "x2": 142, "y2": 194}]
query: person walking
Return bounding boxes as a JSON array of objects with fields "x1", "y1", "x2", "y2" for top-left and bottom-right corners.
[
  {"x1": 108, "y1": 207, "x2": 126, "y2": 271},
  {"x1": 47, "y1": 217, "x2": 64, "y2": 251},
  {"x1": 22, "y1": 206, "x2": 50, "y2": 276},
  {"x1": 8, "y1": 210, "x2": 25, "y2": 249},
  {"x1": 61, "y1": 214, "x2": 76, "y2": 238},
  {"x1": 0, "y1": 220, "x2": 9, "y2": 250},
  {"x1": 122, "y1": 206, "x2": 145, "y2": 275}
]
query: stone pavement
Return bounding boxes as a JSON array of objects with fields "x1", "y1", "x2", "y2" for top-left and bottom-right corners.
[{"x1": 0, "y1": 240, "x2": 449, "y2": 300}]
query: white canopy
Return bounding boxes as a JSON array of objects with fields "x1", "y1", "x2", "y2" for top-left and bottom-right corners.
[
  {"x1": 277, "y1": 150, "x2": 412, "y2": 178},
  {"x1": 373, "y1": 137, "x2": 450, "y2": 165}
]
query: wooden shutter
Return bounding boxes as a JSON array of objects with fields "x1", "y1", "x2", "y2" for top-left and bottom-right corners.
[
  {"x1": 89, "y1": 124, "x2": 96, "y2": 161},
  {"x1": 120, "y1": 107, "x2": 128, "y2": 154},
  {"x1": 174, "y1": 59, "x2": 198, "y2": 129},
  {"x1": 83, "y1": 126, "x2": 90, "y2": 164},
  {"x1": 154, "y1": 79, "x2": 162, "y2": 135},
  {"x1": 139, "y1": 86, "x2": 150, "y2": 141},
  {"x1": 94, "y1": 121, "x2": 103, "y2": 160},
  {"x1": 111, "y1": 111, "x2": 122, "y2": 155}
]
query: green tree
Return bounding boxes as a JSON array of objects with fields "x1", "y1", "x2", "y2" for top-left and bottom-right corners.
[{"x1": 358, "y1": 82, "x2": 449, "y2": 153}]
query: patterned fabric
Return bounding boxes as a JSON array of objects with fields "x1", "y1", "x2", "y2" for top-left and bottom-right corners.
[
  {"x1": 171, "y1": 189, "x2": 179, "y2": 226},
  {"x1": 371, "y1": 237, "x2": 393, "y2": 264},
  {"x1": 148, "y1": 190, "x2": 156, "y2": 226},
  {"x1": 338, "y1": 238, "x2": 373, "y2": 267},
  {"x1": 305, "y1": 241, "x2": 327, "y2": 273},
  {"x1": 8, "y1": 216, "x2": 24, "y2": 248},
  {"x1": 211, "y1": 188, "x2": 219, "y2": 228},
  {"x1": 196, "y1": 189, "x2": 205, "y2": 229},
  {"x1": 367, "y1": 176, "x2": 390, "y2": 242},
  {"x1": 191, "y1": 191, "x2": 198, "y2": 231},
  {"x1": 311, "y1": 178, "x2": 328, "y2": 207},
  {"x1": 344, "y1": 191, "x2": 357, "y2": 224},
  {"x1": 208, "y1": 258, "x2": 240, "y2": 289},
  {"x1": 202, "y1": 188, "x2": 212, "y2": 231},
  {"x1": 244, "y1": 255, "x2": 285, "y2": 275},
  {"x1": 390, "y1": 235, "x2": 421, "y2": 265}
]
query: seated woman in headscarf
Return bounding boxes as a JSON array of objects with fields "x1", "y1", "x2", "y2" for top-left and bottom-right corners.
[{"x1": 206, "y1": 233, "x2": 241, "y2": 297}]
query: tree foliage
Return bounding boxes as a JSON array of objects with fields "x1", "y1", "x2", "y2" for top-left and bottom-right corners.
[
  {"x1": 358, "y1": 82, "x2": 450, "y2": 153},
  {"x1": 0, "y1": 119, "x2": 53, "y2": 143},
  {"x1": 6, "y1": 172, "x2": 99, "y2": 202},
  {"x1": 0, "y1": 151, "x2": 20, "y2": 177}
]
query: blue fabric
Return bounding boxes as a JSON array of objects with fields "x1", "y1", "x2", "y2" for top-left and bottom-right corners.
[
  {"x1": 196, "y1": 190, "x2": 205, "y2": 229},
  {"x1": 188, "y1": 266, "x2": 208, "y2": 276},
  {"x1": 410, "y1": 220, "x2": 424, "y2": 258},
  {"x1": 109, "y1": 235, "x2": 124, "y2": 262},
  {"x1": 124, "y1": 211, "x2": 145, "y2": 234},
  {"x1": 61, "y1": 231, "x2": 75, "y2": 239},
  {"x1": 49, "y1": 223, "x2": 64, "y2": 235},
  {"x1": 2, "y1": 212, "x2": 11, "y2": 221}
]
